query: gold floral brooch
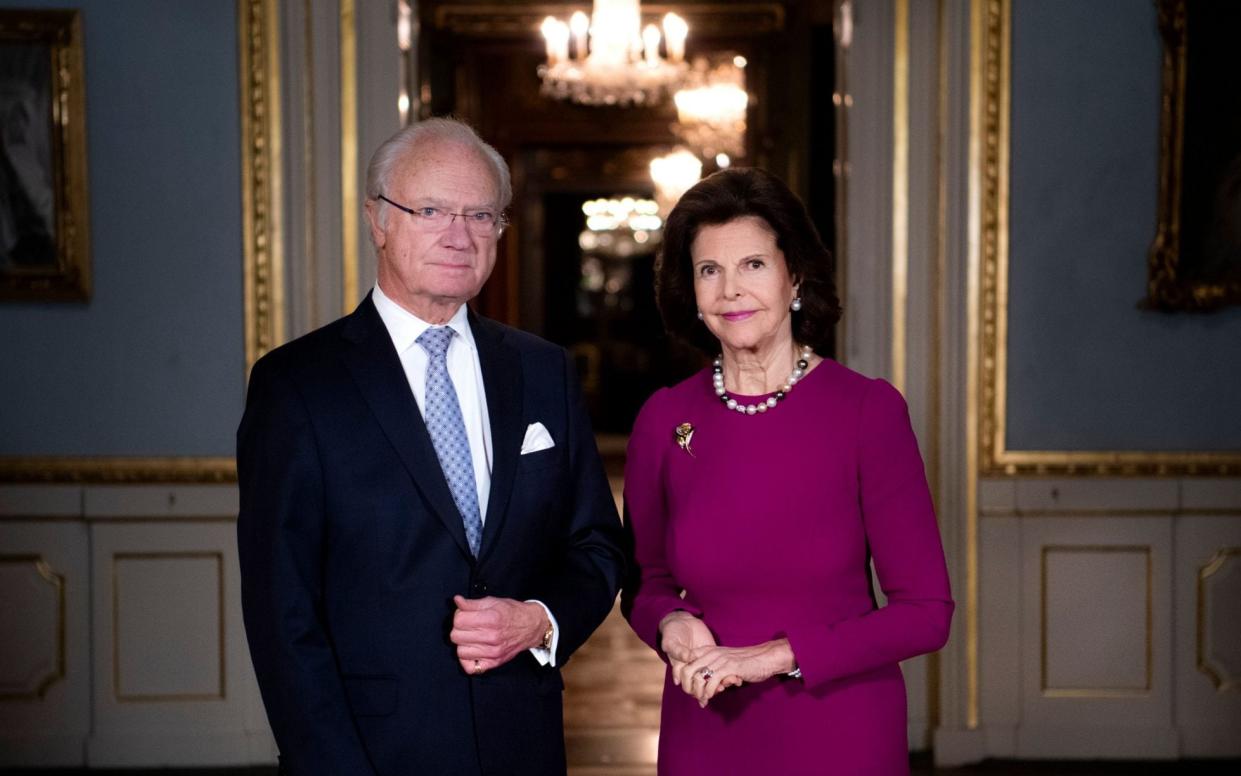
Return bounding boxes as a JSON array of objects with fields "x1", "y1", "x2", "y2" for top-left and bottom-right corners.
[{"x1": 674, "y1": 422, "x2": 695, "y2": 457}]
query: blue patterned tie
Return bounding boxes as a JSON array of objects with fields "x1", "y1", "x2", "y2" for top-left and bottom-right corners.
[{"x1": 416, "y1": 327, "x2": 483, "y2": 557}]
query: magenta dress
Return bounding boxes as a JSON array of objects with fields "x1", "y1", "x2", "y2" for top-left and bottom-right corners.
[{"x1": 623, "y1": 359, "x2": 953, "y2": 776}]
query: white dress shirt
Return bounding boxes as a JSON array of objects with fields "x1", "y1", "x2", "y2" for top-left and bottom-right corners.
[{"x1": 372, "y1": 284, "x2": 559, "y2": 665}]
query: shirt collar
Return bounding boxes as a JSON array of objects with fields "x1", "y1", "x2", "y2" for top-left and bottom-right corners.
[{"x1": 372, "y1": 283, "x2": 476, "y2": 355}]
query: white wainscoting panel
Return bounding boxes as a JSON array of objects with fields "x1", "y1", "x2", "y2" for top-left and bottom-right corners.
[
  {"x1": 113, "y1": 553, "x2": 224, "y2": 700},
  {"x1": 88, "y1": 521, "x2": 255, "y2": 766},
  {"x1": 1041, "y1": 546, "x2": 1150, "y2": 693},
  {"x1": 1016, "y1": 517, "x2": 1176, "y2": 758},
  {"x1": 1014, "y1": 479, "x2": 1178, "y2": 515},
  {"x1": 978, "y1": 516, "x2": 1020, "y2": 756},
  {"x1": 1173, "y1": 516, "x2": 1241, "y2": 756},
  {"x1": 0, "y1": 520, "x2": 90, "y2": 766}
]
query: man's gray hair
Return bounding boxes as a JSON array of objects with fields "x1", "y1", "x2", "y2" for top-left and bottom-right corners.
[{"x1": 365, "y1": 117, "x2": 512, "y2": 227}]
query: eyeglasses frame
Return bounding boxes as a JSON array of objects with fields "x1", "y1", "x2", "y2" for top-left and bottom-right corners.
[{"x1": 376, "y1": 194, "x2": 509, "y2": 236}]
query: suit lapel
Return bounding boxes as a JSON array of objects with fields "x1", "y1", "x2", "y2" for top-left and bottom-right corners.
[
  {"x1": 470, "y1": 311, "x2": 522, "y2": 562},
  {"x1": 342, "y1": 294, "x2": 473, "y2": 559}
]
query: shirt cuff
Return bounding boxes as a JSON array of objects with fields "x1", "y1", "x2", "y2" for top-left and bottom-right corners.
[{"x1": 525, "y1": 599, "x2": 559, "y2": 667}]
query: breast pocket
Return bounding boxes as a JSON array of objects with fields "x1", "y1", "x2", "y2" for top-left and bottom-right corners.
[{"x1": 517, "y1": 447, "x2": 560, "y2": 473}]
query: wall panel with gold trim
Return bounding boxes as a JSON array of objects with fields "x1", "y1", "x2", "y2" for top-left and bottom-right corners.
[
  {"x1": 1175, "y1": 518, "x2": 1241, "y2": 755},
  {"x1": 0, "y1": 522, "x2": 90, "y2": 767},
  {"x1": 975, "y1": 477, "x2": 1241, "y2": 759},
  {"x1": 1016, "y1": 519, "x2": 1174, "y2": 758},
  {"x1": 87, "y1": 521, "x2": 262, "y2": 766}
]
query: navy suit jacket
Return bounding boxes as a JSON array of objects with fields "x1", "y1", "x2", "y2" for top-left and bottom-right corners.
[{"x1": 237, "y1": 294, "x2": 625, "y2": 775}]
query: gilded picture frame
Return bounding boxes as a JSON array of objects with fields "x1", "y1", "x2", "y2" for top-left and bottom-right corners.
[
  {"x1": 1146, "y1": 0, "x2": 1241, "y2": 312},
  {"x1": 0, "y1": 9, "x2": 90, "y2": 302},
  {"x1": 973, "y1": 0, "x2": 1240, "y2": 478}
]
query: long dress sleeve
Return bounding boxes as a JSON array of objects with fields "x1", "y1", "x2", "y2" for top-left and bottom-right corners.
[
  {"x1": 784, "y1": 378, "x2": 954, "y2": 689},
  {"x1": 621, "y1": 389, "x2": 703, "y2": 652}
]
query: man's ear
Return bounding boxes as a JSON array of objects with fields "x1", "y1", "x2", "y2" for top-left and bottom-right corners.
[{"x1": 364, "y1": 198, "x2": 386, "y2": 251}]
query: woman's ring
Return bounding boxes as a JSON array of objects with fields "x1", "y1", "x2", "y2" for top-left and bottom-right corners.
[{"x1": 698, "y1": 667, "x2": 714, "y2": 680}]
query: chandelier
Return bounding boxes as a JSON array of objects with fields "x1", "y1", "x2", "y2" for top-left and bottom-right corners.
[
  {"x1": 539, "y1": 1, "x2": 689, "y2": 107},
  {"x1": 579, "y1": 197, "x2": 663, "y2": 261},
  {"x1": 672, "y1": 56, "x2": 749, "y2": 164}
]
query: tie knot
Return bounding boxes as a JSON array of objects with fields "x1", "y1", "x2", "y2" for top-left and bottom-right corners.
[{"x1": 416, "y1": 326, "x2": 455, "y2": 359}]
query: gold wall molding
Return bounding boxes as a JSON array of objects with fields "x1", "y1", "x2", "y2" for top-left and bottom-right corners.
[
  {"x1": 1197, "y1": 546, "x2": 1241, "y2": 692},
  {"x1": 0, "y1": 555, "x2": 66, "y2": 700},
  {"x1": 1040, "y1": 545, "x2": 1153, "y2": 697},
  {"x1": 340, "y1": 0, "x2": 360, "y2": 314},
  {"x1": 974, "y1": 0, "x2": 1240, "y2": 478},
  {"x1": 891, "y1": 0, "x2": 909, "y2": 396},
  {"x1": 0, "y1": 1, "x2": 282, "y2": 484},
  {"x1": 982, "y1": 507, "x2": 1241, "y2": 519},
  {"x1": 0, "y1": 457, "x2": 235, "y2": 484},
  {"x1": 241, "y1": 0, "x2": 285, "y2": 370},
  {"x1": 963, "y1": 0, "x2": 1004, "y2": 730},
  {"x1": 112, "y1": 551, "x2": 226, "y2": 702}
]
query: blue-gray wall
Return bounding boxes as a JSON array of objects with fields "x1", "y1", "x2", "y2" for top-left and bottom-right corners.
[
  {"x1": 1008, "y1": 0, "x2": 1241, "y2": 452},
  {"x1": 0, "y1": 1, "x2": 243, "y2": 456}
]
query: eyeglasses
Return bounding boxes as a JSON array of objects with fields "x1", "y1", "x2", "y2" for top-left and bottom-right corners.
[{"x1": 377, "y1": 194, "x2": 508, "y2": 236}]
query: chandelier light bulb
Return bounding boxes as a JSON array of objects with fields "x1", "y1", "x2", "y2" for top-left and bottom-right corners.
[
  {"x1": 541, "y1": 17, "x2": 570, "y2": 67},
  {"x1": 663, "y1": 13, "x2": 688, "y2": 63},
  {"x1": 642, "y1": 24, "x2": 662, "y2": 67},
  {"x1": 570, "y1": 11, "x2": 590, "y2": 60}
]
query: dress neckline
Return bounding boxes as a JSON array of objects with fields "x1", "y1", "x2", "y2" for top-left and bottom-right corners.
[{"x1": 715, "y1": 357, "x2": 828, "y2": 401}]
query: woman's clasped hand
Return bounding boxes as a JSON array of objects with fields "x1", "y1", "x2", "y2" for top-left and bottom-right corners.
[{"x1": 660, "y1": 611, "x2": 796, "y2": 708}]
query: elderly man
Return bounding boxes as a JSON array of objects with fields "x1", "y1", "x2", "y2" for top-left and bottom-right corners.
[{"x1": 238, "y1": 118, "x2": 625, "y2": 775}]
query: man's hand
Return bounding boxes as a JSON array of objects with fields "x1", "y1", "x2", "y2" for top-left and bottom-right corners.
[
  {"x1": 451, "y1": 595, "x2": 548, "y2": 675},
  {"x1": 658, "y1": 611, "x2": 717, "y2": 686}
]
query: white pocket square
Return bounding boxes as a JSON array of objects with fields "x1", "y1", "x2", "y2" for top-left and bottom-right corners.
[{"x1": 520, "y1": 422, "x2": 555, "y2": 454}]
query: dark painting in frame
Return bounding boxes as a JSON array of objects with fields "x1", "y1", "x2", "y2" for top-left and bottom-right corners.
[
  {"x1": 0, "y1": 9, "x2": 89, "y2": 301},
  {"x1": 1147, "y1": 0, "x2": 1241, "y2": 311}
]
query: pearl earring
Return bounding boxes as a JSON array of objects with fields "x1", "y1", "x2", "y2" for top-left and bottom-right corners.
[
  {"x1": 790, "y1": 297, "x2": 802, "y2": 312},
  {"x1": 697, "y1": 310, "x2": 704, "y2": 320}
]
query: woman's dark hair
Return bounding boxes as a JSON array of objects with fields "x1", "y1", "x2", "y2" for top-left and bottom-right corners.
[{"x1": 654, "y1": 167, "x2": 841, "y2": 356}]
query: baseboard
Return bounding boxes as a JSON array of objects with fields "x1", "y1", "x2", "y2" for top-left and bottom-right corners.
[
  {"x1": 1015, "y1": 725, "x2": 1179, "y2": 759},
  {"x1": 907, "y1": 721, "x2": 930, "y2": 752},
  {"x1": 244, "y1": 729, "x2": 279, "y2": 764},
  {"x1": 933, "y1": 727, "x2": 987, "y2": 767},
  {"x1": 0, "y1": 734, "x2": 86, "y2": 767},
  {"x1": 1177, "y1": 723, "x2": 1241, "y2": 758},
  {"x1": 87, "y1": 731, "x2": 259, "y2": 767}
]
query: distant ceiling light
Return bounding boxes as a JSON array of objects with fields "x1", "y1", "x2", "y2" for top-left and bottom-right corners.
[
  {"x1": 579, "y1": 195, "x2": 664, "y2": 260},
  {"x1": 650, "y1": 148, "x2": 702, "y2": 214},
  {"x1": 581, "y1": 197, "x2": 664, "y2": 232},
  {"x1": 672, "y1": 56, "x2": 748, "y2": 161}
]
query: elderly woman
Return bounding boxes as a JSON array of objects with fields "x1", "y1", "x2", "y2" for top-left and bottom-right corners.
[{"x1": 622, "y1": 168, "x2": 953, "y2": 775}]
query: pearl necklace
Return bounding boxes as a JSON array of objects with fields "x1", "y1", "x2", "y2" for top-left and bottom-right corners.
[{"x1": 713, "y1": 345, "x2": 814, "y2": 415}]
